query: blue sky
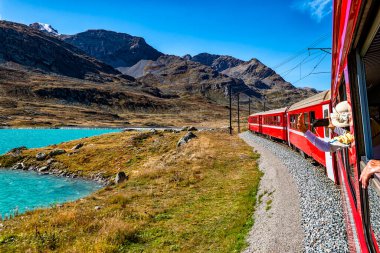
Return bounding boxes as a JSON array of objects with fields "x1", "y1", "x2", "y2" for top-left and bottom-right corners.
[{"x1": 0, "y1": 0, "x2": 332, "y2": 90}]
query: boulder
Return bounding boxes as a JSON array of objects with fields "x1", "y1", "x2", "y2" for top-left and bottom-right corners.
[
  {"x1": 36, "y1": 152, "x2": 47, "y2": 161},
  {"x1": 187, "y1": 126, "x2": 198, "y2": 131},
  {"x1": 72, "y1": 143, "x2": 84, "y2": 150},
  {"x1": 115, "y1": 172, "x2": 128, "y2": 184},
  {"x1": 177, "y1": 132, "x2": 197, "y2": 147},
  {"x1": 11, "y1": 163, "x2": 25, "y2": 170},
  {"x1": 38, "y1": 166, "x2": 49, "y2": 172},
  {"x1": 49, "y1": 149, "x2": 66, "y2": 156}
]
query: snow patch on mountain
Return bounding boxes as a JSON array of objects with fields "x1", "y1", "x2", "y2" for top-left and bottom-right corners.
[{"x1": 29, "y1": 22, "x2": 60, "y2": 36}]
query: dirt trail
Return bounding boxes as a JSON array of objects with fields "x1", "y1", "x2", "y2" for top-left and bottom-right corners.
[{"x1": 240, "y1": 133, "x2": 304, "y2": 253}]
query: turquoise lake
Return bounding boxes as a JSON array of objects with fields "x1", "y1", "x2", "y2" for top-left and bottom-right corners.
[
  {"x1": 0, "y1": 169, "x2": 101, "y2": 217},
  {"x1": 0, "y1": 128, "x2": 121, "y2": 216},
  {"x1": 0, "y1": 128, "x2": 120, "y2": 154}
]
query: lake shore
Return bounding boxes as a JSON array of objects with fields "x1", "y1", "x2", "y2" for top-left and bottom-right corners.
[{"x1": 0, "y1": 129, "x2": 261, "y2": 252}]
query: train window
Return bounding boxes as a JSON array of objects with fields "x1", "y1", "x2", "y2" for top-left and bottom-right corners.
[
  {"x1": 310, "y1": 111, "x2": 316, "y2": 133},
  {"x1": 290, "y1": 115, "x2": 296, "y2": 129},
  {"x1": 323, "y1": 108, "x2": 329, "y2": 138},
  {"x1": 304, "y1": 112, "x2": 310, "y2": 130}
]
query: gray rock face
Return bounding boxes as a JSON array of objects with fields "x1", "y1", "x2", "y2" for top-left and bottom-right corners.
[
  {"x1": 187, "y1": 53, "x2": 244, "y2": 72},
  {"x1": 63, "y1": 29, "x2": 163, "y2": 68},
  {"x1": 177, "y1": 132, "x2": 197, "y2": 147},
  {"x1": 138, "y1": 55, "x2": 260, "y2": 99},
  {"x1": 49, "y1": 149, "x2": 66, "y2": 156},
  {"x1": 115, "y1": 172, "x2": 128, "y2": 184},
  {"x1": 36, "y1": 152, "x2": 47, "y2": 161}
]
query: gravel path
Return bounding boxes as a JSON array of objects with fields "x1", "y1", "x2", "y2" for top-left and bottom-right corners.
[{"x1": 240, "y1": 131, "x2": 349, "y2": 253}]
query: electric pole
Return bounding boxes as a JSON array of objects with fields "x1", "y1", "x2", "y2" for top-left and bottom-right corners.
[
  {"x1": 263, "y1": 95, "x2": 266, "y2": 112},
  {"x1": 237, "y1": 93, "x2": 240, "y2": 133},
  {"x1": 248, "y1": 98, "x2": 251, "y2": 115},
  {"x1": 229, "y1": 85, "x2": 232, "y2": 135}
]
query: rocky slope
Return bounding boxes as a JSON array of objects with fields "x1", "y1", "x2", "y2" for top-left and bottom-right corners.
[
  {"x1": 221, "y1": 58, "x2": 317, "y2": 109},
  {"x1": 63, "y1": 30, "x2": 163, "y2": 68},
  {"x1": 137, "y1": 55, "x2": 261, "y2": 102},
  {"x1": 0, "y1": 21, "x2": 120, "y2": 81},
  {"x1": 184, "y1": 53, "x2": 244, "y2": 72}
]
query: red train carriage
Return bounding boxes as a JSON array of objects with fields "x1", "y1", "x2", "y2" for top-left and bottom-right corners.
[
  {"x1": 331, "y1": 0, "x2": 380, "y2": 251},
  {"x1": 286, "y1": 90, "x2": 336, "y2": 182},
  {"x1": 247, "y1": 114, "x2": 261, "y2": 133},
  {"x1": 249, "y1": 107, "x2": 288, "y2": 142}
]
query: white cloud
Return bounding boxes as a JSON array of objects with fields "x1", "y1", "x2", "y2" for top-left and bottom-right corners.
[{"x1": 295, "y1": 0, "x2": 332, "y2": 22}]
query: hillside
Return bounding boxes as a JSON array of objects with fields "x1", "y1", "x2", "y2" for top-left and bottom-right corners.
[
  {"x1": 0, "y1": 21, "x2": 119, "y2": 81},
  {"x1": 0, "y1": 130, "x2": 261, "y2": 252},
  {"x1": 63, "y1": 30, "x2": 163, "y2": 68}
]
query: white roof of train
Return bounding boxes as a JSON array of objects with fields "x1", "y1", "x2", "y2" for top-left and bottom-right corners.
[
  {"x1": 249, "y1": 90, "x2": 330, "y2": 117},
  {"x1": 288, "y1": 90, "x2": 330, "y2": 111},
  {"x1": 249, "y1": 107, "x2": 288, "y2": 117}
]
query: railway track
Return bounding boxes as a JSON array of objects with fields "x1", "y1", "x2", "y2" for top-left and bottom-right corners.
[{"x1": 240, "y1": 131, "x2": 348, "y2": 252}]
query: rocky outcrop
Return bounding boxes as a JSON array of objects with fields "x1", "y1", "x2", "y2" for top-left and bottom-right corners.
[
  {"x1": 64, "y1": 30, "x2": 163, "y2": 68},
  {"x1": 177, "y1": 132, "x2": 197, "y2": 147},
  {"x1": 185, "y1": 53, "x2": 244, "y2": 72},
  {"x1": 115, "y1": 172, "x2": 128, "y2": 184}
]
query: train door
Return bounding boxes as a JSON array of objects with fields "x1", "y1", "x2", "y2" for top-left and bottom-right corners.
[
  {"x1": 322, "y1": 104, "x2": 335, "y2": 182},
  {"x1": 259, "y1": 115, "x2": 262, "y2": 134}
]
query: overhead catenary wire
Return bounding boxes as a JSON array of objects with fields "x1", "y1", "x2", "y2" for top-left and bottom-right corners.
[
  {"x1": 273, "y1": 33, "x2": 330, "y2": 70},
  {"x1": 292, "y1": 52, "x2": 329, "y2": 84}
]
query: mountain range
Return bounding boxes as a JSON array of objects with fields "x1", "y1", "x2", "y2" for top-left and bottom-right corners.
[{"x1": 0, "y1": 21, "x2": 317, "y2": 127}]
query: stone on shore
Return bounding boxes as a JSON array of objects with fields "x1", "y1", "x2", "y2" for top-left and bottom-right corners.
[
  {"x1": 49, "y1": 149, "x2": 66, "y2": 156},
  {"x1": 38, "y1": 166, "x2": 49, "y2": 172},
  {"x1": 115, "y1": 172, "x2": 128, "y2": 184},
  {"x1": 36, "y1": 152, "x2": 47, "y2": 161}
]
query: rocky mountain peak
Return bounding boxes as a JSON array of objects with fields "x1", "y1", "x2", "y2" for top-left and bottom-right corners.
[
  {"x1": 63, "y1": 29, "x2": 163, "y2": 68},
  {"x1": 29, "y1": 22, "x2": 59, "y2": 36},
  {"x1": 187, "y1": 53, "x2": 244, "y2": 72}
]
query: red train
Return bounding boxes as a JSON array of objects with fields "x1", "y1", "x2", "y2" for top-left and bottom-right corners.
[{"x1": 248, "y1": 0, "x2": 380, "y2": 251}]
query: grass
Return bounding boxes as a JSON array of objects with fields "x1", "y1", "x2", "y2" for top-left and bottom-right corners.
[
  {"x1": 265, "y1": 200, "x2": 273, "y2": 212},
  {"x1": 0, "y1": 130, "x2": 262, "y2": 252}
]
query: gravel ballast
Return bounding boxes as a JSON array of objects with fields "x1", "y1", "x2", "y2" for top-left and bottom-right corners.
[{"x1": 240, "y1": 131, "x2": 349, "y2": 252}]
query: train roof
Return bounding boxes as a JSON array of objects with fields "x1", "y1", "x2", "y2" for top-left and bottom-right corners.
[
  {"x1": 288, "y1": 90, "x2": 330, "y2": 111},
  {"x1": 250, "y1": 107, "x2": 288, "y2": 117}
]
